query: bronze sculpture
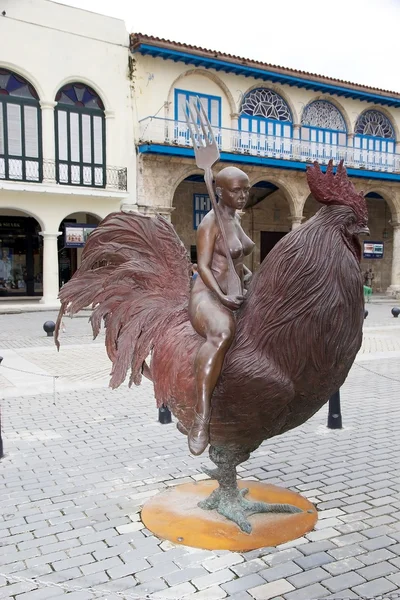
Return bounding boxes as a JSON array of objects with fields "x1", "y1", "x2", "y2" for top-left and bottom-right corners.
[{"x1": 56, "y1": 105, "x2": 369, "y2": 534}]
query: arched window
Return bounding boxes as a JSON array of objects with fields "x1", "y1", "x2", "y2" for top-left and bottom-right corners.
[
  {"x1": 0, "y1": 68, "x2": 41, "y2": 182},
  {"x1": 355, "y1": 110, "x2": 395, "y2": 153},
  {"x1": 55, "y1": 83, "x2": 105, "y2": 187},
  {"x1": 301, "y1": 101, "x2": 347, "y2": 146},
  {"x1": 239, "y1": 88, "x2": 292, "y2": 138}
]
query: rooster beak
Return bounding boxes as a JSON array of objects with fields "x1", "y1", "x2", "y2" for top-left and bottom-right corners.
[{"x1": 357, "y1": 226, "x2": 370, "y2": 236}]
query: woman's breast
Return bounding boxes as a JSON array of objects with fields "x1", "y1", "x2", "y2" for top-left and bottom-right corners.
[{"x1": 215, "y1": 233, "x2": 243, "y2": 260}]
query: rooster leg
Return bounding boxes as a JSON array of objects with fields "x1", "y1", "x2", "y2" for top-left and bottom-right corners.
[{"x1": 199, "y1": 445, "x2": 302, "y2": 534}]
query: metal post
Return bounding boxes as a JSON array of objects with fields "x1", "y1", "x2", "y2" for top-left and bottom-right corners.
[
  {"x1": 327, "y1": 389, "x2": 342, "y2": 429},
  {"x1": 158, "y1": 405, "x2": 172, "y2": 424}
]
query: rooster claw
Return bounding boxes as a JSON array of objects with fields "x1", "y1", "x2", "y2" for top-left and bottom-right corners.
[{"x1": 198, "y1": 486, "x2": 303, "y2": 534}]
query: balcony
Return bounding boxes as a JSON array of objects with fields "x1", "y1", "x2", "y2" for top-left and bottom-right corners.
[
  {"x1": 0, "y1": 158, "x2": 128, "y2": 191},
  {"x1": 138, "y1": 117, "x2": 400, "y2": 176}
]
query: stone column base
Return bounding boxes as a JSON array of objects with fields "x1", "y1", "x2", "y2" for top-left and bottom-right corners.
[{"x1": 386, "y1": 285, "x2": 400, "y2": 299}]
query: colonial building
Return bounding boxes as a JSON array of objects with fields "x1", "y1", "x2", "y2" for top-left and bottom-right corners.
[
  {"x1": 131, "y1": 34, "x2": 400, "y2": 296},
  {"x1": 0, "y1": 0, "x2": 134, "y2": 304}
]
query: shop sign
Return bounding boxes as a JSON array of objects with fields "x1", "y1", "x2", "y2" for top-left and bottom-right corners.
[
  {"x1": 0, "y1": 220, "x2": 24, "y2": 230},
  {"x1": 65, "y1": 223, "x2": 97, "y2": 248},
  {"x1": 363, "y1": 241, "x2": 384, "y2": 259}
]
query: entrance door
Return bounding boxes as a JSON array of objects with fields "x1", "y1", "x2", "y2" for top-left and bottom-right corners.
[{"x1": 260, "y1": 231, "x2": 287, "y2": 262}]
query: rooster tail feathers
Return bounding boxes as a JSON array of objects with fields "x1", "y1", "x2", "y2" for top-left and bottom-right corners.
[{"x1": 55, "y1": 211, "x2": 192, "y2": 387}]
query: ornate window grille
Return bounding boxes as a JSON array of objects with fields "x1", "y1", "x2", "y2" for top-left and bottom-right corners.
[
  {"x1": 354, "y1": 111, "x2": 395, "y2": 154},
  {"x1": 55, "y1": 83, "x2": 106, "y2": 187},
  {"x1": 301, "y1": 101, "x2": 347, "y2": 147},
  {"x1": 0, "y1": 69, "x2": 42, "y2": 182},
  {"x1": 239, "y1": 88, "x2": 292, "y2": 137}
]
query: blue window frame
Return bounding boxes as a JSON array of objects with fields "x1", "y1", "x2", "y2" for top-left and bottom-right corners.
[
  {"x1": 174, "y1": 89, "x2": 221, "y2": 127},
  {"x1": 193, "y1": 194, "x2": 211, "y2": 230}
]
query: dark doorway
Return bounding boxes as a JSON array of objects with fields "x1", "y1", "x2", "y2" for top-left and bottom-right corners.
[{"x1": 260, "y1": 231, "x2": 287, "y2": 262}]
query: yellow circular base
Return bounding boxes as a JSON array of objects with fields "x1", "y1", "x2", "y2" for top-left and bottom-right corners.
[{"x1": 141, "y1": 480, "x2": 318, "y2": 551}]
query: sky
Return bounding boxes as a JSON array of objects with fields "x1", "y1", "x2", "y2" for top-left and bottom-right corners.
[{"x1": 52, "y1": 0, "x2": 400, "y2": 93}]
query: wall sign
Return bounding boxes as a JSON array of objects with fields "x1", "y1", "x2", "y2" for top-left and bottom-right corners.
[
  {"x1": 363, "y1": 241, "x2": 384, "y2": 259},
  {"x1": 65, "y1": 223, "x2": 97, "y2": 248}
]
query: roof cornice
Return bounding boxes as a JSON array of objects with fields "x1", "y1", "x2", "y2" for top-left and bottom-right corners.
[{"x1": 130, "y1": 34, "x2": 400, "y2": 108}]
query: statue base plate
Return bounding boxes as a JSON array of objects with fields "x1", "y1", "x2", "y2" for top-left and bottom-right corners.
[{"x1": 141, "y1": 480, "x2": 318, "y2": 551}]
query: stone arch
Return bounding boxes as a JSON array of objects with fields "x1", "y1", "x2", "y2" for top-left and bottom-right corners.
[
  {"x1": 52, "y1": 76, "x2": 110, "y2": 111},
  {"x1": 248, "y1": 173, "x2": 298, "y2": 217},
  {"x1": 57, "y1": 210, "x2": 104, "y2": 227},
  {"x1": 359, "y1": 184, "x2": 399, "y2": 221},
  {"x1": 166, "y1": 68, "x2": 236, "y2": 117},
  {"x1": 354, "y1": 107, "x2": 398, "y2": 141},
  {"x1": 170, "y1": 166, "x2": 205, "y2": 206},
  {"x1": 300, "y1": 96, "x2": 349, "y2": 133},
  {"x1": 0, "y1": 62, "x2": 44, "y2": 100},
  {"x1": 240, "y1": 84, "x2": 298, "y2": 124},
  {"x1": 0, "y1": 206, "x2": 46, "y2": 231}
]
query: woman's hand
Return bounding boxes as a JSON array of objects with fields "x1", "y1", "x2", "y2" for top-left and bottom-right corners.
[{"x1": 220, "y1": 294, "x2": 244, "y2": 311}]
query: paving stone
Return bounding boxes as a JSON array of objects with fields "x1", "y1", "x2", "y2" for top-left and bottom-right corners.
[
  {"x1": 357, "y1": 547, "x2": 397, "y2": 565},
  {"x1": 185, "y1": 586, "x2": 228, "y2": 599},
  {"x1": 164, "y1": 566, "x2": 208, "y2": 586},
  {"x1": 248, "y1": 578, "x2": 295, "y2": 599},
  {"x1": 293, "y1": 551, "x2": 334, "y2": 570},
  {"x1": 260, "y1": 560, "x2": 303, "y2": 582},
  {"x1": 356, "y1": 560, "x2": 397, "y2": 580},
  {"x1": 287, "y1": 566, "x2": 330, "y2": 588},
  {"x1": 203, "y1": 553, "x2": 244, "y2": 572},
  {"x1": 192, "y1": 568, "x2": 236, "y2": 590},
  {"x1": 360, "y1": 534, "x2": 397, "y2": 551},
  {"x1": 222, "y1": 574, "x2": 265, "y2": 595},
  {"x1": 352, "y1": 576, "x2": 398, "y2": 597},
  {"x1": 152, "y1": 581, "x2": 197, "y2": 598},
  {"x1": 321, "y1": 571, "x2": 366, "y2": 592},
  {"x1": 323, "y1": 556, "x2": 364, "y2": 575},
  {"x1": 284, "y1": 582, "x2": 330, "y2": 600}
]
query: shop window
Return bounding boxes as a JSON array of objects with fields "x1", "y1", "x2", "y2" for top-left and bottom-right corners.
[
  {"x1": 0, "y1": 69, "x2": 42, "y2": 182},
  {"x1": 55, "y1": 83, "x2": 105, "y2": 187}
]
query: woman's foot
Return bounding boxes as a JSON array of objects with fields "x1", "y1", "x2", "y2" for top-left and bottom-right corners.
[{"x1": 188, "y1": 413, "x2": 210, "y2": 456}]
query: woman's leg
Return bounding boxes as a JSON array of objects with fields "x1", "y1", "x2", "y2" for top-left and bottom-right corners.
[{"x1": 188, "y1": 297, "x2": 235, "y2": 455}]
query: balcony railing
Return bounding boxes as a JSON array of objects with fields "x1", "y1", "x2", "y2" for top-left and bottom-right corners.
[
  {"x1": 0, "y1": 158, "x2": 127, "y2": 191},
  {"x1": 139, "y1": 117, "x2": 400, "y2": 174}
]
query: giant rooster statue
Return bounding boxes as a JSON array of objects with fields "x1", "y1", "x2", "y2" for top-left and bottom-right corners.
[{"x1": 56, "y1": 110, "x2": 368, "y2": 535}]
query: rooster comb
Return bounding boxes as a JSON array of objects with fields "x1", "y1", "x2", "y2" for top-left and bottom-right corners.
[{"x1": 306, "y1": 160, "x2": 368, "y2": 222}]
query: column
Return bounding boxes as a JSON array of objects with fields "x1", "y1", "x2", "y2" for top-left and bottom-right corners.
[
  {"x1": 388, "y1": 222, "x2": 400, "y2": 296},
  {"x1": 39, "y1": 101, "x2": 57, "y2": 183},
  {"x1": 290, "y1": 215, "x2": 304, "y2": 230},
  {"x1": 39, "y1": 232, "x2": 61, "y2": 305}
]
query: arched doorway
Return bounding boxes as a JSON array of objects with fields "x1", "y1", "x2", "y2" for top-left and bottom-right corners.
[
  {"x1": 172, "y1": 174, "x2": 206, "y2": 263},
  {"x1": 0, "y1": 209, "x2": 43, "y2": 297},
  {"x1": 242, "y1": 181, "x2": 291, "y2": 269},
  {"x1": 58, "y1": 212, "x2": 101, "y2": 286}
]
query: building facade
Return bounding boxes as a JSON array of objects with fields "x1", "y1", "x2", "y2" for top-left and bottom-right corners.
[
  {"x1": 131, "y1": 34, "x2": 400, "y2": 296},
  {"x1": 0, "y1": 0, "x2": 135, "y2": 304}
]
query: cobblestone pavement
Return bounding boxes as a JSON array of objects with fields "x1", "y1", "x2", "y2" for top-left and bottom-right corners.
[{"x1": 1, "y1": 302, "x2": 400, "y2": 599}]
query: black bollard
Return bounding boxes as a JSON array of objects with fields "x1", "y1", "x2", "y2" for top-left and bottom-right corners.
[
  {"x1": 43, "y1": 321, "x2": 56, "y2": 337},
  {"x1": 327, "y1": 390, "x2": 342, "y2": 429},
  {"x1": 0, "y1": 356, "x2": 3, "y2": 459},
  {"x1": 158, "y1": 405, "x2": 172, "y2": 424},
  {"x1": 391, "y1": 307, "x2": 400, "y2": 318},
  {"x1": 364, "y1": 309, "x2": 368, "y2": 319}
]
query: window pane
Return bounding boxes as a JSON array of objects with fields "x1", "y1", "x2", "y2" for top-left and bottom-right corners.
[
  {"x1": 58, "y1": 111, "x2": 68, "y2": 161},
  {"x1": 70, "y1": 113, "x2": 80, "y2": 162},
  {"x1": 82, "y1": 114, "x2": 91, "y2": 163},
  {"x1": 0, "y1": 107, "x2": 3, "y2": 154},
  {"x1": 388, "y1": 141, "x2": 394, "y2": 153},
  {"x1": 338, "y1": 133, "x2": 346, "y2": 146},
  {"x1": 210, "y1": 99, "x2": 219, "y2": 126},
  {"x1": 7, "y1": 104, "x2": 22, "y2": 155},
  {"x1": 301, "y1": 127, "x2": 310, "y2": 141},
  {"x1": 93, "y1": 116, "x2": 103, "y2": 164},
  {"x1": 177, "y1": 93, "x2": 186, "y2": 121},
  {"x1": 311, "y1": 129, "x2": 317, "y2": 142},
  {"x1": 283, "y1": 125, "x2": 291, "y2": 138},
  {"x1": 24, "y1": 105, "x2": 38, "y2": 158}
]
